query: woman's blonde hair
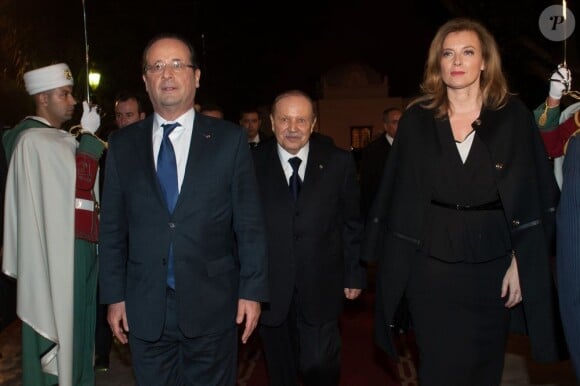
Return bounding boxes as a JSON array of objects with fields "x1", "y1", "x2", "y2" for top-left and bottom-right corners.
[{"x1": 409, "y1": 18, "x2": 510, "y2": 118}]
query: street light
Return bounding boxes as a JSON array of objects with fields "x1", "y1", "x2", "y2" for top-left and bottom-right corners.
[{"x1": 88, "y1": 70, "x2": 101, "y2": 90}]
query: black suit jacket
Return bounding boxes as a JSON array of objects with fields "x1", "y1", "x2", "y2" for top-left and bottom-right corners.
[
  {"x1": 99, "y1": 113, "x2": 268, "y2": 341},
  {"x1": 359, "y1": 135, "x2": 391, "y2": 218},
  {"x1": 252, "y1": 135, "x2": 366, "y2": 326},
  {"x1": 363, "y1": 97, "x2": 566, "y2": 361}
]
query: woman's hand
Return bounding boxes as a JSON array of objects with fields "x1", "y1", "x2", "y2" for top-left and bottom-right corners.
[{"x1": 501, "y1": 253, "x2": 523, "y2": 308}]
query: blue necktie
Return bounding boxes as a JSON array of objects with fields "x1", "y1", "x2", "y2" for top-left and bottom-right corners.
[
  {"x1": 157, "y1": 122, "x2": 180, "y2": 288},
  {"x1": 288, "y1": 157, "x2": 302, "y2": 201}
]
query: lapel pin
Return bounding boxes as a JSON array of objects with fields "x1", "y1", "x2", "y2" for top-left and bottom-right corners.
[
  {"x1": 319, "y1": 164, "x2": 324, "y2": 169},
  {"x1": 204, "y1": 133, "x2": 212, "y2": 139}
]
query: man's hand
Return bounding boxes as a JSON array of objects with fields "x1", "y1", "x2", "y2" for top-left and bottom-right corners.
[
  {"x1": 236, "y1": 299, "x2": 261, "y2": 344},
  {"x1": 80, "y1": 101, "x2": 100, "y2": 133},
  {"x1": 344, "y1": 288, "x2": 362, "y2": 300},
  {"x1": 107, "y1": 301, "x2": 129, "y2": 344},
  {"x1": 549, "y1": 64, "x2": 572, "y2": 100}
]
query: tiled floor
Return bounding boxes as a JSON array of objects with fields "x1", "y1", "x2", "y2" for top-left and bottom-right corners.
[{"x1": 0, "y1": 319, "x2": 577, "y2": 385}]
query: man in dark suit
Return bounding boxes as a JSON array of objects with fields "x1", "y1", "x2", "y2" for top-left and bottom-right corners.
[
  {"x1": 359, "y1": 107, "x2": 402, "y2": 217},
  {"x1": 239, "y1": 107, "x2": 270, "y2": 148},
  {"x1": 252, "y1": 90, "x2": 366, "y2": 386},
  {"x1": 98, "y1": 33, "x2": 268, "y2": 385},
  {"x1": 358, "y1": 107, "x2": 410, "y2": 335},
  {"x1": 94, "y1": 90, "x2": 147, "y2": 372}
]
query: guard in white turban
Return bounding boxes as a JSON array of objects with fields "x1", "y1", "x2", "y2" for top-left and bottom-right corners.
[{"x1": 2, "y1": 62, "x2": 106, "y2": 386}]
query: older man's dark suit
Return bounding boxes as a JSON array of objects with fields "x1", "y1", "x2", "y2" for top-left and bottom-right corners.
[
  {"x1": 252, "y1": 135, "x2": 366, "y2": 385},
  {"x1": 98, "y1": 114, "x2": 268, "y2": 381}
]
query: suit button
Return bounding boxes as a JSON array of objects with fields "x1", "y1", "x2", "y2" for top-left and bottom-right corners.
[
  {"x1": 169, "y1": 222, "x2": 176, "y2": 228},
  {"x1": 495, "y1": 163, "x2": 504, "y2": 170},
  {"x1": 512, "y1": 219, "x2": 520, "y2": 227},
  {"x1": 162, "y1": 258, "x2": 167, "y2": 265}
]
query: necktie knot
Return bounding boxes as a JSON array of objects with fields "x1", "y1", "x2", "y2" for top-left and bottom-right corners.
[
  {"x1": 162, "y1": 122, "x2": 180, "y2": 138},
  {"x1": 289, "y1": 157, "x2": 301, "y2": 173}
]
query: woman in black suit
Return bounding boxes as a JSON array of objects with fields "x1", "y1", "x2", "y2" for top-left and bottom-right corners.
[{"x1": 363, "y1": 18, "x2": 566, "y2": 385}]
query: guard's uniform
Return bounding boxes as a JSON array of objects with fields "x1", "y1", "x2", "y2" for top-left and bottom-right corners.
[{"x1": 2, "y1": 117, "x2": 105, "y2": 386}]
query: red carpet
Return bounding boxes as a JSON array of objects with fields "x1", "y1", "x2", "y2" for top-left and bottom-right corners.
[{"x1": 237, "y1": 291, "x2": 418, "y2": 385}]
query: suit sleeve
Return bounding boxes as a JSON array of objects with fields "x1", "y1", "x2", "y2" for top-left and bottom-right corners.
[
  {"x1": 341, "y1": 153, "x2": 367, "y2": 289},
  {"x1": 98, "y1": 137, "x2": 129, "y2": 304},
  {"x1": 556, "y1": 134, "x2": 580, "y2": 369},
  {"x1": 231, "y1": 128, "x2": 269, "y2": 302}
]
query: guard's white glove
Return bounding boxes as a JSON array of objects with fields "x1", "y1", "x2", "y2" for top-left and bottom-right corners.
[
  {"x1": 549, "y1": 64, "x2": 572, "y2": 99},
  {"x1": 80, "y1": 101, "x2": 100, "y2": 133}
]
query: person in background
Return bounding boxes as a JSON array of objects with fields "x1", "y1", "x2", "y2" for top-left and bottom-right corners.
[
  {"x1": 363, "y1": 18, "x2": 566, "y2": 385},
  {"x1": 200, "y1": 103, "x2": 225, "y2": 119},
  {"x1": 359, "y1": 107, "x2": 402, "y2": 217},
  {"x1": 252, "y1": 90, "x2": 366, "y2": 386},
  {"x1": 533, "y1": 65, "x2": 580, "y2": 379},
  {"x1": 94, "y1": 91, "x2": 147, "y2": 143},
  {"x1": 554, "y1": 117, "x2": 580, "y2": 381},
  {"x1": 114, "y1": 91, "x2": 147, "y2": 129},
  {"x1": 2, "y1": 63, "x2": 105, "y2": 386},
  {"x1": 94, "y1": 90, "x2": 147, "y2": 372},
  {"x1": 98, "y1": 33, "x2": 268, "y2": 385},
  {"x1": 240, "y1": 107, "x2": 267, "y2": 147},
  {"x1": 532, "y1": 65, "x2": 574, "y2": 159},
  {"x1": 358, "y1": 107, "x2": 410, "y2": 335}
]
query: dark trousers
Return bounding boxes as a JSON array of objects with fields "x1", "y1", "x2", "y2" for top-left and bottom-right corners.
[
  {"x1": 259, "y1": 296, "x2": 341, "y2": 386},
  {"x1": 95, "y1": 285, "x2": 112, "y2": 360},
  {"x1": 407, "y1": 253, "x2": 511, "y2": 386},
  {"x1": 129, "y1": 288, "x2": 237, "y2": 386}
]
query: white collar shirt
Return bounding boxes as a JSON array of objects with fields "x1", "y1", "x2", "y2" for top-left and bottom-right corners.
[
  {"x1": 152, "y1": 108, "x2": 195, "y2": 192},
  {"x1": 277, "y1": 142, "x2": 309, "y2": 183}
]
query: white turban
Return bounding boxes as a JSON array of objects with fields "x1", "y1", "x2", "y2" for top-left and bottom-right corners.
[{"x1": 23, "y1": 63, "x2": 74, "y2": 95}]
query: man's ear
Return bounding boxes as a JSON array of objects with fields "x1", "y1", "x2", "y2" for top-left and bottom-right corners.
[
  {"x1": 311, "y1": 117, "x2": 318, "y2": 133},
  {"x1": 37, "y1": 92, "x2": 49, "y2": 106}
]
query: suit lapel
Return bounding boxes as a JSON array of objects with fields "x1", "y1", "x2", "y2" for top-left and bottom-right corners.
[
  {"x1": 139, "y1": 116, "x2": 169, "y2": 210},
  {"x1": 264, "y1": 141, "x2": 294, "y2": 203},
  {"x1": 473, "y1": 107, "x2": 503, "y2": 152},
  {"x1": 173, "y1": 116, "x2": 209, "y2": 213},
  {"x1": 299, "y1": 139, "x2": 326, "y2": 204}
]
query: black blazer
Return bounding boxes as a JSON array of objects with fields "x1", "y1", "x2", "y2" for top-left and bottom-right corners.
[
  {"x1": 98, "y1": 113, "x2": 269, "y2": 341},
  {"x1": 252, "y1": 135, "x2": 366, "y2": 326},
  {"x1": 363, "y1": 97, "x2": 566, "y2": 361}
]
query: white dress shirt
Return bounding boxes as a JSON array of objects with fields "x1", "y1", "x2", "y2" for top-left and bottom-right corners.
[
  {"x1": 277, "y1": 142, "x2": 310, "y2": 183},
  {"x1": 152, "y1": 108, "x2": 195, "y2": 192}
]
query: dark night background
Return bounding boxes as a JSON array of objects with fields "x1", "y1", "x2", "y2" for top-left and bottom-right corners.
[{"x1": 0, "y1": 0, "x2": 578, "y2": 126}]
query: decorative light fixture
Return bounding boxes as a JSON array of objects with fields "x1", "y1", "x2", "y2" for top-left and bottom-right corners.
[{"x1": 88, "y1": 71, "x2": 101, "y2": 90}]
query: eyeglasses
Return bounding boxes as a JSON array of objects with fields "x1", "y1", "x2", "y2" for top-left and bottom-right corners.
[{"x1": 144, "y1": 59, "x2": 195, "y2": 74}]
